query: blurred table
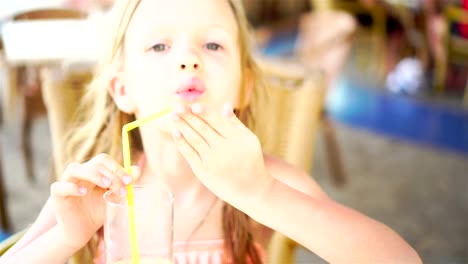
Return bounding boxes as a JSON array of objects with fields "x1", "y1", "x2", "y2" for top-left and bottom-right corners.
[
  {"x1": 1, "y1": 18, "x2": 100, "y2": 65},
  {"x1": 0, "y1": 11, "x2": 99, "y2": 233},
  {"x1": 1, "y1": 14, "x2": 99, "y2": 176},
  {"x1": 0, "y1": 0, "x2": 67, "y2": 20}
]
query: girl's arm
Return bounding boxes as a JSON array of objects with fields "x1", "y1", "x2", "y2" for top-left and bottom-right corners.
[
  {"x1": 247, "y1": 156, "x2": 422, "y2": 264},
  {"x1": 1, "y1": 225, "x2": 77, "y2": 264},
  {"x1": 1, "y1": 198, "x2": 57, "y2": 259},
  {"x1": 2, "y1": 155, "x2": 134, "y2": 263},
  {"x1": 171, "y1": 104, "x2": 422, "y2": 264}
]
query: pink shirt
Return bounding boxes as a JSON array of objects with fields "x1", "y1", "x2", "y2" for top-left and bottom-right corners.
[{"x1": 94, "y1": 238, "x2": 266, "y2": 264}]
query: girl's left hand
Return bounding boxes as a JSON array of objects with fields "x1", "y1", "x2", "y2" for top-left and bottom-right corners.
[{"x1": 171, "y1": 102, "x2": 273, "y2": 208}]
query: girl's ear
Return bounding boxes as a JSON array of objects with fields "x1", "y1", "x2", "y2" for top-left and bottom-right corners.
[{"x1": 108, "y1": 74, "x2": 136, "y2": 114}]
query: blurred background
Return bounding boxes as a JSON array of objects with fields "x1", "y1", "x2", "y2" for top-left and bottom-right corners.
[{"x1": 0, "y1": 0, "x2": 467, "y2": 263}]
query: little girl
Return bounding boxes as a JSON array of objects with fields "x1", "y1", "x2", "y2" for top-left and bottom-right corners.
[{"x1": 1, "y1": 0, "x2": 422, "y2": 263}]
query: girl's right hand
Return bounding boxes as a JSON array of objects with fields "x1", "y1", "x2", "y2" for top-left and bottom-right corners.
[{"x1": 50, "y1": 154, "x2": 140, "y2": 251}]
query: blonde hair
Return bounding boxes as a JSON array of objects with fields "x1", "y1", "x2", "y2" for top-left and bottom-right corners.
[{"x1": 65, "y1": 0, "x2": 267, "y2": 263}]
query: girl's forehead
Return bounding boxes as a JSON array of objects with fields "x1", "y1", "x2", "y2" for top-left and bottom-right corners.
[{"x1": 127, "y1": 0, "x2": 238, "y2": 36}]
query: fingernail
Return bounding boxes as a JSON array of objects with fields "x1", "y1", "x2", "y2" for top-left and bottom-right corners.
[
  {"x1": 191, "y1": 103, "x2": 204, "y2": 114},
  {"x1": 172, "y1": 130, "x2": 182, "y2": 139},
  {"x1": 171, "y1": 113, "x2": 180, "y2": 121},
  {"x1": 131, "y1": 166, "x2": 141, "y2": 178},
  {"x1": 222, "y1": 103, "x2": 234, "y2": 117},
  {"x1": 123, "y1": 175, "x2": 132, "y2": 185},
  {"x1": 79, "y1": 187, "x2": 87, "y2": 195},
  {"x1": 174, "y1": 104, "x2": 186, "y2": 114},
  {"x1": 120, "y1": 187, "x2": 127, "y2": 196},
  {"x1": 102, "y1": 177, "x2": 111, "y2": 187}
]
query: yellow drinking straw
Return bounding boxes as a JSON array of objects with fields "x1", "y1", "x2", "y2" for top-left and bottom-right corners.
[{"x1": 121, "y1": 105, "x2": 173, "y2": 264}]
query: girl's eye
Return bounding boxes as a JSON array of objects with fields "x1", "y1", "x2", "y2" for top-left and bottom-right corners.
[
  {"x1": 150, "y1": 43, "x2": 169, "y2": 52},
  {"x1": 205, "y1": 43, "x2": 222, "y2": 51}
]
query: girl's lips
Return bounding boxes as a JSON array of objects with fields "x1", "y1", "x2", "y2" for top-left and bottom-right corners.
[
  {"x1": 176, "y1": 78, "x2": 206, "y2": 101},
  {"x1": 176, "y1": 90, "x2": 204, "y2": 101}
]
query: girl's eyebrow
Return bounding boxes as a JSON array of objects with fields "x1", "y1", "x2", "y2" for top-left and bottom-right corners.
[
  {"x1": 204, "y1": 27, "x2": 235, "y2": 40},
  {"x1": 139, "y1": 24, "x2": 237, "y2": 47},
  {"x1": 146, "y1": 23, "x2": 235, "y2": 36}
]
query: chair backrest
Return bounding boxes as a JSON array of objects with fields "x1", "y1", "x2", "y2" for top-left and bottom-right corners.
[
  {"x1": 40, "y1": 65, "x2": 93, "y2": 181},
  {"x1": 255, "y1": 58, "x2": 326, "y2": 172},
  {"x1": 254, "y1": 58, "x2": 326, "y2": 263}
]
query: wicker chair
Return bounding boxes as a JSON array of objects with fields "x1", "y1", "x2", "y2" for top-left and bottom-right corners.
[
  {"x1": 254, "y1": 58, "x2": 327, "y2": 264},
  {"x1": 39, "y1": 65, "x2": 92, "y2": 181}
]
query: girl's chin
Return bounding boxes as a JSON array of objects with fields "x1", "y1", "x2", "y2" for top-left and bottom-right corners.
[{"x1": 138, "y1": 119, "x2": 176, "y2": 136}]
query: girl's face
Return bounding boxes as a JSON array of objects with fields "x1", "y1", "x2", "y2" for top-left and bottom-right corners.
[{"x1": 114, "y1": 0, "x2": 243, "y2": 128}]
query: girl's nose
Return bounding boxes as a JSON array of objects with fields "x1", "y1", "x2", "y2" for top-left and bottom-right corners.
[
  {"x1": 178, "y1": 52, "x2": 202, "y2": 72},
  {"x1": 180, "y1": 62, "x2": 199, "y2": 70}
]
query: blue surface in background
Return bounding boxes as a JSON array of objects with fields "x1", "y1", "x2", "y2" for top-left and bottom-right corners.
[
  {"x1": 327, "y1": 80, "x2": 468, "y2": 155},
  {"x1": 262, "y1": 29, "x2": 298, "y2": 57},
  {"x1": 0, "y1": 230, "x2": 10, "y2": 242},
  {"x1": 262, "y1": 32, "x2": 468, "y2": 155}
]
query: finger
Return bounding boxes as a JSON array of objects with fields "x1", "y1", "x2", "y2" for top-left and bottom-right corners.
[
  {"x1": 95, "y1": 165, "x2": 128, "y2": 197},
  {"x1": 62, "y1": 162, "x2": 109, "y2": 189},
  {"x1": 130, "y1": 165, "x2": 141, "y2": 181},
  {"x1": 172, "y1": 130, "x2": 202, "y2": 166},
  {"x1": 97, "y1": 165, "x2": 140, "y2": 186},
  {"x1": 51, "y1": 181, "x2": 87, "y2": 198},
  {"x1": 173, "y1": 102, "x2": 188, "y2": 115},
  {"x1": 189, "y1": 103, "x2": 246, "y2": 136},
  {"x1": 222, "y1": 102, "x2": 243, "y2": 126},
  {"x1": 221, "y1": 102, "x2": 251, "y2": 133},
  {"x1": 173, "y1": 117, "x2": 211, "y2": 157},
  {"x1": 191, "y1": 103, "x2": 231, "y2": 135},
  {"x1": 174, "y1": 110, "x2": 222, "y2": 146},
  {"x1": 222, "y1": 102, "x2": 235, "y2": 119},
  {"x1": 174, "y1": 102, "x2": 223, "y2": 133},
  {"x1": 188, "y1": 103, "x2": 225, "y2": 138},
  {"x1": 93, "y1": 154, "x2": 132, "y2": 185}
]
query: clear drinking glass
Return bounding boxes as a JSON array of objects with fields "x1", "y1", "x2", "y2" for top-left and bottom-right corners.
[{"x1": 103, "y1": 185, "x2": 174, "y2": 264}]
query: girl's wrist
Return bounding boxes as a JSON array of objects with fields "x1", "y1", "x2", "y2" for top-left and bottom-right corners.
[
  {"x1": 51, "y1": 226, "x2": 82, "y2": 258},
  {"x1": 242, "y1": 174, "x2": 276, "y2": 218}
]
